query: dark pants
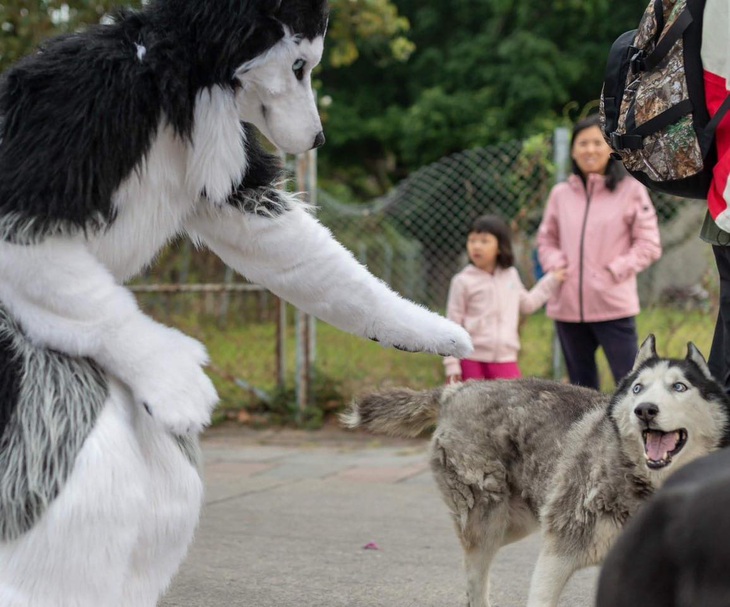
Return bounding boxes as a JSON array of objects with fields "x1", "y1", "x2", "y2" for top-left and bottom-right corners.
[
  {"x1": 555, "y1": 317, "x2": 638, "y2": 389},
  {"x1": 709, "y1": 245, "x2": 730, "y2": 392}
]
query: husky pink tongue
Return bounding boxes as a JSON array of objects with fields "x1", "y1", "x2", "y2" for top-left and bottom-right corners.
[{"x1": 646, "y1": 431, "x2": 678, "y2": 460}]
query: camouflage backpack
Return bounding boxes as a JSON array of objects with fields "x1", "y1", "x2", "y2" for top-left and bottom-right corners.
[{"x1": 600, "y1": 0, "x2": 730, "y2": 199}]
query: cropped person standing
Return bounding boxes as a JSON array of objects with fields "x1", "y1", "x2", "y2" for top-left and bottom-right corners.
[
  {"x1": 537, "y1": 115, "x2": 662, "y2": 389},
  {"x1": 444, "y1": 214, "x2": 565, "y2": 384},
  {"x1": 701, "y1": 0, "x2": 730, "y2": 392}
]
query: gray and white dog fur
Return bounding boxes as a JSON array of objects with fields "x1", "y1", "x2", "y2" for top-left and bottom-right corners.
[{"x1": 343, "y1": 335, "x2": 730, "y2": 607}]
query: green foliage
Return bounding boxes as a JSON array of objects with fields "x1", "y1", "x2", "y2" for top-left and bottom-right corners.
[
  {"x1": 250, "y1": 372, "x2": 345, "y2": 429},
  {"x1": 319, "y1": 0, "x2": 651, "y2": 187},
  {"x1": 0, "y1": 1, "x2": 142, "y2": 72},
  {"x1": 327, "y1": 0, "x2": 414, "y2": 67}
]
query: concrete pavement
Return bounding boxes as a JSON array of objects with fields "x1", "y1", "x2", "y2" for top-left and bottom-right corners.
[{"x1": 160, "y1": 426, "x2": 598, "y2": 607}]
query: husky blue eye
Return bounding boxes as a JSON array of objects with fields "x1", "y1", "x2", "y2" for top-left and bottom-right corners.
[
  {"x1": 292, "y1": 58, "x2": 306, "y2": 80},
  {"x1": 632, "y1": 383, "x2": 642, "y2": 394},
  {"x1": 673, "y1": 382, "x2": 687, "y2": 392}
]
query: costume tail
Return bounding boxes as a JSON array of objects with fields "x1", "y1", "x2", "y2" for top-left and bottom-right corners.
[{"x1": 341, "y1": 387, "x2": 444, "y2": 438}]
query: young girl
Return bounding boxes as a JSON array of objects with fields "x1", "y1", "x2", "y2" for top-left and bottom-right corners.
[{"x1": 444, "y1": 215, "x2": 565, "y2": 383}]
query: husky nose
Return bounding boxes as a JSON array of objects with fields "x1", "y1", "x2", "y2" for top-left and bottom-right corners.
[
  {"x1": 634, "y1": 402, "x2": 659, "y2": 423},
  {"x1": 312, "y1": 131, "x2": 325, "y2": 149}
]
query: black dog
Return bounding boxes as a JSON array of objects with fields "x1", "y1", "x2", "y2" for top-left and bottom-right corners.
[{"x1": 597, "y1": 446, "x2": 730, "y2": 606}]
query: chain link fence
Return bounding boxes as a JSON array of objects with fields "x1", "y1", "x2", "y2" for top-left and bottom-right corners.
[
  {"x1": 133, "y1": 132, "x2": 714, "y2": 412},
  {"x1": 318, "y1": 134, "x2": 700, "y2": 311}
]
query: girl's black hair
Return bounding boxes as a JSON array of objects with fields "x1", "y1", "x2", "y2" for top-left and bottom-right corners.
[
  {"x1": 469, "y1": 214, "x2": 514, "y2": 269},
  {"x1": 570, "y1": 114, "x2": 627, "y2": 191}
]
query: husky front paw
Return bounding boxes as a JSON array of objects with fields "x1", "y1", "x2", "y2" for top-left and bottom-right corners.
[{"x1": 132, "y1": 329, "x2": 219, "y2": 435}]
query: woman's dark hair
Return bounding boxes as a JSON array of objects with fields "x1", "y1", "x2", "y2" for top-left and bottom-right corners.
[
  {"x1": 468, "y1": 214, "x2": 514, "y2": 269},
  {"x1": 570, "y1": 114, "x2": 627, "y2": 191}
]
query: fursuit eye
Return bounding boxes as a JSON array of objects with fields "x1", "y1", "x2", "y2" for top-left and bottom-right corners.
[
  {"x1": 632, "y1": 383, "x2": 642, "y2": 394},
  {"x1": 292, "y1": 58, "x2": 306, "y2": 80},
  {"x1": 673, "y1": 382, "x2": 688, "y2": 392}
]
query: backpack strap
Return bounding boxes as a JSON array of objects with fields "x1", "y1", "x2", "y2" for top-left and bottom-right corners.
[
  {"x1": 603, "y1": 30, "x2": 638, "y2": 136},
  {"x1": 652, "y1": 0, "x2": 664, "y2": 41},
  {"x1": 700, "y1": 95, "x2": 730, "y2": 157},
  {"x1": 631, "y1": 7, "x2": 693, "y2": 73},
  {"x1": 616, "y1": 92, "x2": 730, "y2": 155},
  {"x1": 611, "y1": 99, "x2": 694, "y2": 150}
]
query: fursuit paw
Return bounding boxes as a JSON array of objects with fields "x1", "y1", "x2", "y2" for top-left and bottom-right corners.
[
  {"x1": 370, "y1": 306, "x2": 472, "y2": 358},
  {"x1": 131, "y1": 328, "x2": 219, "y2": 435}
]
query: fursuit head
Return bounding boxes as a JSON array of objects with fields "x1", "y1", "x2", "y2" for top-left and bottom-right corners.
[
  {"x1": 343, "y1": 335, "x2": 730, "y2": 607},
  {"x1": 0, "y1": 1, "x2": 472, "y2": 606}
]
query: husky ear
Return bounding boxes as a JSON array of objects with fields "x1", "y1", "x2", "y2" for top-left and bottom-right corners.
[
  {"x1": 631, "y1": 334, "x2": 657, "y2": 371},
  {"x1": 686, "y1": 341, "x2": 713, "y2": 379}
]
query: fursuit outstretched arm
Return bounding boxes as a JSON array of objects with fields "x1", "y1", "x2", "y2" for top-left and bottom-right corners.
[
  {"x1": 186, "y1": 201, "x2": 472, "y2": 358},
  {"x1": 0, "y1": 238, "x2": 218, "y2": 434}
]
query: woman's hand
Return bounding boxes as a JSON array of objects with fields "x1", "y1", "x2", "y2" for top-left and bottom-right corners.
[
  {"x1": 446, "y1": 374, "x2": 462, "y2": 385},
  {"x1": 551, "y1": 267, "x2": 568, "y2": 282}
]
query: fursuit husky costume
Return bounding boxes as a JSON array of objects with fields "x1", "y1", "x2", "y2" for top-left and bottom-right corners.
[
  {"x1": 344, "y1": 336, "x2": 730, "y2": 607},
  {"x1": 0, "y1": 1, "x2": 472, "y2": 605}
]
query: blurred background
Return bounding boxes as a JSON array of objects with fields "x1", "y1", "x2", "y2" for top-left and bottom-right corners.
[{"x1": 1, "y1": 0, "x2": 715, "y2": 425}]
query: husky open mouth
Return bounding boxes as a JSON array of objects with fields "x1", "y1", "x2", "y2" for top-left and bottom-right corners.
[{"x1": 642, "y1": 429, "x2": 687, "y2": 469}]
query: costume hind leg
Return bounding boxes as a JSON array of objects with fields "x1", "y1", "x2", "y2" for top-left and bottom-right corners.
[
  {"x1": 0, "y1": 379, "x2": 201, "y2": 607},
  {"x1": 117, "y1": 397, "x2": 204, "y2": 607}
]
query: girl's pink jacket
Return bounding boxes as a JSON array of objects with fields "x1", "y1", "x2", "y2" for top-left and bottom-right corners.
[
  {"x1": 536, "y1": 173, "x2": 662, "y2": 324},
  {"x1": 443, "y1": 265, "x2": 559, "y2": 376}
]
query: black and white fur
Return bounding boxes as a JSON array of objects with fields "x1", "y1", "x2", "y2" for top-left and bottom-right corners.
[
  {"x1": 344, "y1": 336, "x2": 730, "y2": 607},
  {"x1": 0, "y1": 1, "x2": 472, "y2": 605}
]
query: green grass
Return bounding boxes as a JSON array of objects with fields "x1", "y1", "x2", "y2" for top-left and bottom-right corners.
[
  {"x1": 520, "y1": 308, "x2": 715, "y2": 393},
  {"x1": 163, "y1": 306, "x2": 716, "y2": 425}
]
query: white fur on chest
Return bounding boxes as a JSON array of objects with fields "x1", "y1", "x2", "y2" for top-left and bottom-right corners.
[
  {"x1": 186, "y1": 85, "x2": 246, "y2": 203},
  {"x1": 89, "y1": 86, "x2": 245, "y2": 281}
]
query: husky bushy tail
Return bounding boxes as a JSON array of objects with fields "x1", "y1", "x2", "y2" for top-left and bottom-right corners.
[{"x1": 342, "y1": 386, "x2": 446, "y2": 437}]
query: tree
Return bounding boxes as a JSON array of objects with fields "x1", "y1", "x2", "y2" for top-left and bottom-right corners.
[
  {"x1": 0, "y1": 1, "x2": 139, "y2": 72},
  {"x1": 318, "y1": 0, "x2": 651, "y2": 193},
  {"x1": 326, "y1": 0, "x2": 414, "y2": 68},
  {"x1": 0, "y1": 0, "x2": 409, "y2": 73}
]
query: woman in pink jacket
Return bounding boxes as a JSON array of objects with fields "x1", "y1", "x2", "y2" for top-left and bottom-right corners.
[
  {"x1": 444, "y1": 214, "x2": 565, "y2": 383},
  {"x1": 537, "y1": 115, "x2": 662, "y2": 389}
]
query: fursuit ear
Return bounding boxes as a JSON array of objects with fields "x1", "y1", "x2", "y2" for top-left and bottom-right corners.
[
  {"x1": 312, "y1": 0, "x2": 329, "y2": 14},
  {"x1": 261, "y1": 0, "x2": 283, "y2": 16},
  {"x1": 315, "y1": 0, "x2": 330, "y2": 27},
  {"x1": 686, "y1": 341, "x2": 713, "y2": 379},
  {"x1": 631, "y1": 334, "x2": 657, "y2": 372}
]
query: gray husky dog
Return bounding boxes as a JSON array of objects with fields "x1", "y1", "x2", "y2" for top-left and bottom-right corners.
[{"x1": 343, "y1": 336, "x2": 730, "y2": 607}]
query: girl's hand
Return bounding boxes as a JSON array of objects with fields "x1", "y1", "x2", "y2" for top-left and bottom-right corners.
[
  {"x1": 551, "y1": 267, "x2": 567, "y2": 282},
  {"x1": 446, "y1": 374, "x2": 462, "y2": 385}
]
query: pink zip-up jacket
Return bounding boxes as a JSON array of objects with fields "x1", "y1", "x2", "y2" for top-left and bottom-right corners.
[
  {"x1": 536, "y1": 173, "x2": 662, "y2": 323},
  {"x1": 443, "y1": 264, "x2": 559, "y2": 376}
]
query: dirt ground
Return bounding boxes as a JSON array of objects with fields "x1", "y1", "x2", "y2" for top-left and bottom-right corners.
[{"x1": 201, "y1": 419, "x2": 429, "y2": 449}]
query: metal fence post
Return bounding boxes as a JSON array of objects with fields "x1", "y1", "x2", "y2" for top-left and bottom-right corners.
[
  {"x1": 551, "y1": 127, "x2": 570, "y2": 381},
  {"x1": 295, "y1": 146, "x2": 317, "y2": 411},
  {"x1": 276, "y1": 296, "x2": 286, "y2": 390}
]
